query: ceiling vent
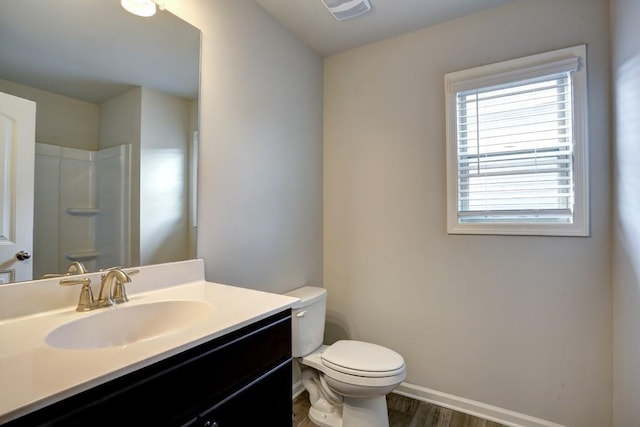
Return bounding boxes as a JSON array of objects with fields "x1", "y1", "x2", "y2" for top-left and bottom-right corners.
[{"x1": 320, "y1": 0, "x2": 372, "y2": 21}]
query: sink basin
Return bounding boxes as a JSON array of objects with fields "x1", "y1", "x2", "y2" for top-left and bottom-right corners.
[{"x1": 45, "y1": 300, "x2": 213, "y2": 349}]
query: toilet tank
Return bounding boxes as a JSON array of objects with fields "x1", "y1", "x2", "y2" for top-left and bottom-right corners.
[{"x1": 284, "y1": 286, "x2": 327, "y2": 357}]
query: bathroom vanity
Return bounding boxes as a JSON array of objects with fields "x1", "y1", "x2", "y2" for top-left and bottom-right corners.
[{"x1": 0, "y1": 260, "x2": 299, "y2": 426}]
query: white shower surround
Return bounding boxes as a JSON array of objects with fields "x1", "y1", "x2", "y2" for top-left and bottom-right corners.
[{"x1": 34, "y1": 143, "x2": 130, "y2": 278}]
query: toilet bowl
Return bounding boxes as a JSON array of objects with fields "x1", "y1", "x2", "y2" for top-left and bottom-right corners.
[{"x1": 285, "y1": 286, "x2": 406, "y2": 427}]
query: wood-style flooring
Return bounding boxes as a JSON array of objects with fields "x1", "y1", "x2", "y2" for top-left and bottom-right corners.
[{"x1": 293, "y1": 391, "x2": 508, "y2": 427}]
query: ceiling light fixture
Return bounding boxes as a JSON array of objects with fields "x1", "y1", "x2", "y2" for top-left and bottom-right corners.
[
  {"x1": 320, "y1": 0, "x2": 372, "y2": 21},
  {"x1": 121, "y1": 0, "x2": 165, "y2": 17}
]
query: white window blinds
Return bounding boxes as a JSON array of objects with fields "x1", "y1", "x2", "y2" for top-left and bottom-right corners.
[
  {"x1": 450, "y1": 55, "x2": 583, "y2": 226},
  {"x1": 445, "y1": 45, "x2": 589, "y2": 236}
]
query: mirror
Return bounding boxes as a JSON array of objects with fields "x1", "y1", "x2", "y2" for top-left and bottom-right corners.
[{"x1": 0, "y1": 0, "x2": 200, "y2": 283}]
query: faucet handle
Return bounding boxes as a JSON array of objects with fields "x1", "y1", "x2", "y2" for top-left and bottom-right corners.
[
  {"x1": 42, "y1": 273, "x2": 67, "y2": 279},
  {"x1": 59, "y1": 276, "x2": 91, "y2": 286},
  {"x1": 59, "y1": 277, "x2": 94, "y2": 312}
]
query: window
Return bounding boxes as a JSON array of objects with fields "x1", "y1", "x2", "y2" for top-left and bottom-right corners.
[{"x1": 445, "y1": 45, "x2": 589, "y2": 236}]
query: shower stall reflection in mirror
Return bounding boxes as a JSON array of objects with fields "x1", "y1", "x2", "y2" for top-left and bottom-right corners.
[{"x1": 34, "y1": 143, "x2": 131, "y2": 279}]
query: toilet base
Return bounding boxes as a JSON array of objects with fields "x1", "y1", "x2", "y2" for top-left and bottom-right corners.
[
  {"x1": 309, "y1": 406, "x2": 343, "y2": 427},
  {"x1": 308, "y1": 396, "x2": 388, "y2": 427},
  {"x1": 298, "y1": 349, "x2": 399, "y2": 427},
  {"x1": 342, "y1": 395, "x2": 389, "y2": 427}
]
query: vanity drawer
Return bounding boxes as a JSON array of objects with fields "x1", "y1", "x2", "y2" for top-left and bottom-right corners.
[
  {"x1": 4, "y1": 309, "x2": 292, "y2": 427},
  {"x1": 185, "y1": 359, "x2": 293, "y2": 427}
]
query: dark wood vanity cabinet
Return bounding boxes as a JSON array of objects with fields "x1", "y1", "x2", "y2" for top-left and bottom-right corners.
[{"x1": 3, "y1": 310, "x2": 293, "y2": 427}]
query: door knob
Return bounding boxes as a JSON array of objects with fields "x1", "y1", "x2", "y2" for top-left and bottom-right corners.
[{"x1": 16, "y1": 251, "x2": 31, "y2": 261}]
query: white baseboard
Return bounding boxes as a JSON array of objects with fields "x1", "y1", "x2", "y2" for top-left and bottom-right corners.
[
  {"x1": 394, "y1": 382, "x2": 566, "y2": 427},
  {"x1": 293, "y1": 380, "x2": 305, "y2": 399},
  {"x1": 293, "y1": 380, "x2": 565, "y2": 427}
]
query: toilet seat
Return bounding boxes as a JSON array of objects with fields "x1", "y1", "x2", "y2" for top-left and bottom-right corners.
[
  {"x1": 321, "y1": 340, "x2": 405, "y2": 378},
  {"x1": 300, "y1": 341, "x2": 407, "y2": 389}
]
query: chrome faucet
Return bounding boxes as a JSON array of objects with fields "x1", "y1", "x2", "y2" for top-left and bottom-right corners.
[
  {"x1": 98, "y1": 267, "x2": 139, "y2": 306},
  {"x1": 59, "y1": 266, "x2": 139, "y2": 312}
]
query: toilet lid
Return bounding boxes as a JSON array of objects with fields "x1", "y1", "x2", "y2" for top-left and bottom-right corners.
[{"x1": 321, "y1": 340, "x2": 405, "y2": 378}]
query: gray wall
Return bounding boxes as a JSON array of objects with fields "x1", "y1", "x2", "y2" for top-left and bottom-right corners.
[
  {"x1": 165, "y1": 0, "x2": 324, "y2": 294},
  {"x1": 323, "y1": 1, "x2": 610, "y2": 426},
  {"x1": 611, "y1": 0, "x2": 640, "y2": 426},
  {"x1": 0, "y1": 78, "x2": 99, "y2": 150},
  {"x1": 139, "y1": 87, "x2": 191, "y2": 266}
]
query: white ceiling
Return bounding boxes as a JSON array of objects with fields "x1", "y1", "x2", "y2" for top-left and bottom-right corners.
[
  {"x1": 0, "y1": 1, "x2": 517, "y2": 104},
  {"x1": 255, "y1": 0, "x2": 517, "y2": 57},
  {"x1": 0, "y1": 0, "x2": 200, "y2": 104}
]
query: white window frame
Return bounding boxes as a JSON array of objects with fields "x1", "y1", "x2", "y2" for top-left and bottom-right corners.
[{"x1": 445, "y1": 45, "x2": 589, "y2": 237}]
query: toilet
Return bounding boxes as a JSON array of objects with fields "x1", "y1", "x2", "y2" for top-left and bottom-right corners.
[{"x1": 285, "y1": 286, "x2": 406, "y2": 427}]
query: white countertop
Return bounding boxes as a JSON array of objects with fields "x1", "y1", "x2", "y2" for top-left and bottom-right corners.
[{"x1": 0, "y1": 260, "x2": 299, "y2": 424}]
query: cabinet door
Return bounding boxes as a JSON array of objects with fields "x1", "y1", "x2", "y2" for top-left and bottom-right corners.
[{"x1": 198, "y1": 360, "x2": 292, "y2": 427}]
